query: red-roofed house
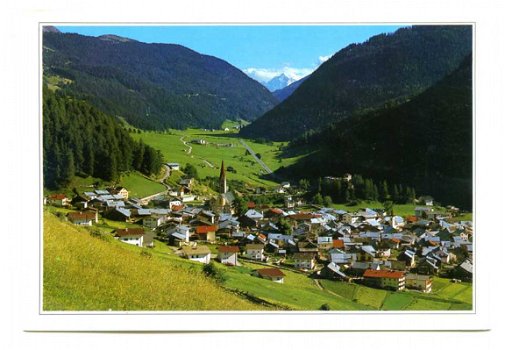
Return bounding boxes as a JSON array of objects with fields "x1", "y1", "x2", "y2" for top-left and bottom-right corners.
[
  {"x1": 195, "y1": 225, "x2": 217, "y2": 242},
  {"x1": 217, "y1": 245, "x2": 240, "y2": 266},
  {"x1": 333, "y1": 239, "x2": 345, "y2": 249},
  {"x1": 67, "y1": 211, "x2": 98, "y2": 226},
  {"x1": 114, "y1": 228, "x2": 145, "y2": 247},
  {"x1": 289, "y1": 213, "x2": 320, "y2": 221},
  {"x1": 47, "y1": 193, "x2": 71, "y2": 207},
  {"x1": 255, "y1": 268, "x2": 285, "y2": 283},
  {"x1": 363, "y1": 269, "x2": 406, "y2": 291},
  {"x1": 247, "y1": 201, "x2": 256, "y2": 209}
]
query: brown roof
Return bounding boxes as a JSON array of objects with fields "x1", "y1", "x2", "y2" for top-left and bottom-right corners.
[
  {"x1": 49, "y1": 193, "x2": 67, "y2": 200},
  {"x1": 406, "y1": 215, "x2": 418, "y2": 222},
  {"x1": 67, "y1": 211, "x2": 95, "y2": 221},
  {"x1": 363, "y1": 269, "x2": 405, "y2": 279},
  {"x1": 333, "y1": 239, "x2": 344, "y2": 248},
  {"x1": 115, "y1": 228, "x2": 145, "y2": 237},
  {"x1": 268, "y1": 208, "x2": 284, "y2": 215},
  {"x1": 247, "y1": 201, "x2": 256, "y2": 209},
  {"x1": 218, "y1": 245, "x2": 240, "y2": 253},
  {"x1": 289, "y1": 213, "x2": 321, "y2": 221},
  {"x1": 257, "y1": 268, "x2": 285, "y2": 278},
  {"x1": 182, "y1": 245, "x2": 211, "y2": 256},
  {"x1": 196, "y1": 225, "x2": 218, "y2": 234}
]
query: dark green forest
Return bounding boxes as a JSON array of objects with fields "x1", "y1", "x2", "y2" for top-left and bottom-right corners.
[
  {"x1": 42, "y1": 31, "x2": 277, "y2": 131},
  {"x1": 277, "y1": 54, "x2": 473, "y2": 209},
  {"x1": 43, "y1": 86, "x2": 164, "y2": 189},
  {"x1": 240, "y1": 25, "x2": 472, "y2": 141}
]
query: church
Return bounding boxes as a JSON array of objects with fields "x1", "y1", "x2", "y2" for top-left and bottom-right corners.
[{"x1": 210, "y1": 160, "x2": 235, "y2": 214}]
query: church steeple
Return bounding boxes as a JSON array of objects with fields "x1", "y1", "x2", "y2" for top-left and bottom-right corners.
[{"x1": 219, "y1": 160, "x2": 228, "y2": 194}]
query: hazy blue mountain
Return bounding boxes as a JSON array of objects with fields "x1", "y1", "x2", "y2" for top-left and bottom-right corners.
[
  {"x1": 264, "y1": 73, "x2": 297, "y2": 91},
  {"x1": 272, "y1": 76, "x2": 308, "y2": 101}
]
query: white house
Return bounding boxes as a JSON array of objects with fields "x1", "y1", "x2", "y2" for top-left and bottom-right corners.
[
  {"x1": 114, "y1": 228, "x2": 145, "y2": 247},
  {"x1": 67, "y1": 211, "x2": 98, "y2": 226},
  {"x1": 256, "y1": 268, "x2": 285, "y2": 283},
  {"x1": 47, "y1": 194, "x2": 71, "y2": 207},
  {"x1": 405, "y1": 273, "x2": 433, "y2": 293},
  {"x1": 217, "y1": 245, "x2": 240, "y2": 266},
  {"x1": 244, "y1": 243, "x2": 265, "y2": 260},
  {"x1": 181, "y1": 245, "x2": 211, "y2": 264},
  {"x1": 292, "y1": 253, "x2": 316, "y2": 270}
]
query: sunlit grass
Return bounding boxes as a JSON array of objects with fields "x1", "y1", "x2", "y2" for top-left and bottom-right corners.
[{"x1": 43, "y1": 211, "x2": 265, "y2": 311}]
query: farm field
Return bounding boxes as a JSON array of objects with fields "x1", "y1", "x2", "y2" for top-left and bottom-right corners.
[
  {"x1": 319, "y1": 277, "x2": 472, "y2": 311},
  {"x1": 222, "y1": 261, "x2": 369, "y2": 310},
  {"x1": 130, "y1": 128, "x2": 304, "y2": 188}
]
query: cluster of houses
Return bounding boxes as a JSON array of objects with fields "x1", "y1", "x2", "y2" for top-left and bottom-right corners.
[{"x1": 45, "y1": 167, "x2": 473, "y2": 291}]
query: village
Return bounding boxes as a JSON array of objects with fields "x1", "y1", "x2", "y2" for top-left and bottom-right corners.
[{"x1": 44, "y1": 161, "x2": 473, "y2": 295}]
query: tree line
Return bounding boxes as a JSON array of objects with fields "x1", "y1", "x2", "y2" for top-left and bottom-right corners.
[
  {"x1": 305, "y1": 174, "x2": 416, "y2": 206},
  {"x1": 43, "y1": 86, "x2": 164, "y2": 189}
]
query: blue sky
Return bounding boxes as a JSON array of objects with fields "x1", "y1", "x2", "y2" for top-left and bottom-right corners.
[{"x1": 56, "y1": 25, "x2": 405, "y2": 83}]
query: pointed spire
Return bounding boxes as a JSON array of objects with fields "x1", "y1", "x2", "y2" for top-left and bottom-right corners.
[
  {"x1": 220, "y1": 160, "x2": 226, "y2": 179},
  {"x1": 219, "y1": 160, "x2": 227, "y2": 194}
]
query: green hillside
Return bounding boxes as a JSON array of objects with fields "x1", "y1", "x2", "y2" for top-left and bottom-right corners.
[
  {"x1": 43, "y1": 88, "x2": 163, "y2": 189},
  {"x1": 43, "y1": 30, "x2": 278, "y2": 131},
  {"x1": 43, "y1": 210, "x2": 472, "y2": 311},
  {"x1": 240, "y1": 25, "x2": 472, "y2": 141},
  {"x1": 278, "y1": 54, "x2": 473, "y2": 209},
  {"x1": 130, "y1": 128, "x2": 302, "y2": 188},
  {"x1": 43, "y1": 211, "x2": 265, "y2": 311}
]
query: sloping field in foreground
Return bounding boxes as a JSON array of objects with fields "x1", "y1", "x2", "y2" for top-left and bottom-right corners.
[{"x1": 43, "y1": 211, "x2": 265, "y2": 311}]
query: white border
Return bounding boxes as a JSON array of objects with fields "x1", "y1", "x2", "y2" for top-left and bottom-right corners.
[{"x1": 5, "y1": 0, "x2": 503, "y2": 339}]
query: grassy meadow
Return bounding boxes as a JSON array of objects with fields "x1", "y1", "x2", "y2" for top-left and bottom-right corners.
[
  {"x1": 319, "y1": 277, "x2": 472, "y2": 311},
  {"x1": 130, "y1": 127, "x2": 303, "y2": 188},
  {"x1": 119, "y1": 171, "x2": 165, "y2": 198},
  {"x1": 43, "y1": 211, "x2": 266, "y2": 311}
]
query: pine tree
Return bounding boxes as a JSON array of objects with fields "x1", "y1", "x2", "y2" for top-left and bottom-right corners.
[
  {"x1": 60, "y1": 148, "x2": 75, "y2": 187},
  {"x1": 392, "y1": 184, "x2": 400, "y2": 203},
  {"x1": 380, "y1": 180, "x2": 390, "y2": 201}
]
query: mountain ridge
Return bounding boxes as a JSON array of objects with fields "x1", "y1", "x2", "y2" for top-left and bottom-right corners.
[
  {"x1": 43, "y1": 31, "x2": 278, "y2": 130},
  {"x1": 278, "y1": 54, "x2": 473, "y2": 209},
  {"x1": 240, "y1": 25, "x2": 473, "y2": 141}
]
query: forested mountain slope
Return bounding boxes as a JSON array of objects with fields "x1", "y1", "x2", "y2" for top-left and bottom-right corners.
[
  {"x1": 43, "y1": 86, "x2": 163, "y2": 189},
  {"x1": 43, "y1": 30, "x2": 278, "y2": 130},
  {"x1": 278, "y1": 54, "x2": 473, "y2": 209},
  {"x1": 240, "y1": 25, "x2": 472, "y2": 141}
]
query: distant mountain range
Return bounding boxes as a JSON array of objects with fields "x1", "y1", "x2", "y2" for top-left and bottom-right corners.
[
  {"x1": 42, "y1": 29, "x2": 278, "y2": 130},
  {"x1": 263, "y1": 73, "x2": 298, "y2": 92},
  {"x1": 240, "y1": 25, "x2": 473, "y2": 141},
  {"x1": 278, "y1": 54, "x2": 473, "y2": 209},
  {"x1": 272, "y1": 76, "x2": 308, "y2": 102}
]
